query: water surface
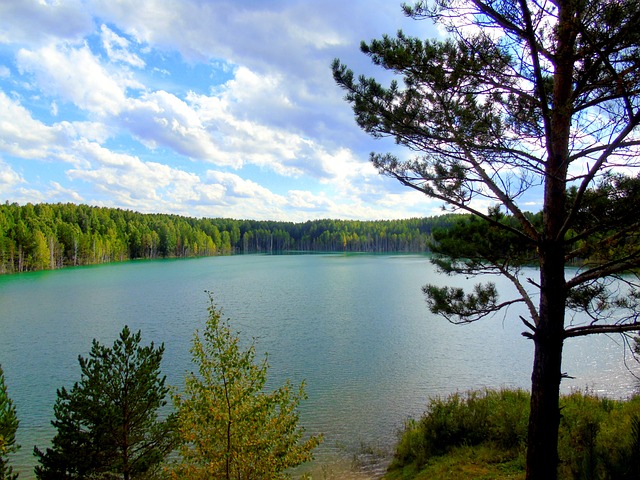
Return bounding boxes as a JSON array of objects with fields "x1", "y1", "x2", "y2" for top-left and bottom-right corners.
[{"x1": 1, "y1": 254, "x2": 637, "y2": 478}]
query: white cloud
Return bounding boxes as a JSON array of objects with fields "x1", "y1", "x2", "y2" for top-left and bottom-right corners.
[
  {"x1": 0, "y1": 0, "x2": 449, "y2": 221},
  {"x1": 0, "y1": 91, "x2": 69, "y2": 160},
  {"x1": 0, "y1": 0, "x2": 92, "y2": 46},
  {"x1": 59, "y1": 120, "x2": 111, "y2": 145},
  {"x1": 206, "y1": 170, "x2": 286, "y2": 203},
  {"x1": 63, "y1": 151, "x2": 296, "y2": 220},
  {"x1": 288, "y1": 190, "x2": 333, "y2": 210},
  {"x1": 0, "y1": 92, "x2": 111, "y2": 167},
  {"x1": 47, "y1": 181, "x2": 84, "y2": 202},
  {"x1": 100, "y1": 24, "x2": 145, "y2": 68},
  {"x1": 16, "y1": 43, "x2": 136, "y2": 116},
  {"x1": 0, "y1": 159, "x2": 24, "y2": 189},
  {"x1": 65, "y1": 142, "x2": 229, "y2": 212},
  {"x1": 121, "y1": 90, "x2": 221, "y2": 161},
  {"x1": 186, "y1": 69, "x2": 371, "y2": 180}
]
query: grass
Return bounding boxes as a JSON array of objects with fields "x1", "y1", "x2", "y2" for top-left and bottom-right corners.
[{"x1": 384, "y1": 444, "x2": 525, "y2": 480}]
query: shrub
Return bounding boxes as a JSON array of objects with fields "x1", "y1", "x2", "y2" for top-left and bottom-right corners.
[
  {"x1": 592, "y1": 396, "x2": 640, "y2": 479},
  {"x1": 557, "y1": 391, "x2": 611, "y2": 480},
  {"x1": 390, "y1": 389, "x2": 529, "y2": 472},
  {"x1": 390, "y1": 389, "x2": 640, "y2": 480}
]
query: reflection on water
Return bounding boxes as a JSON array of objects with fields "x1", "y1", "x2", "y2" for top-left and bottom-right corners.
[{"x1": 0, "y1": 254, "x2": 638, "y2": 479}]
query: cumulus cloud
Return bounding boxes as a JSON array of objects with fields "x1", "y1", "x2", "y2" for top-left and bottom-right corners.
[
  {"x1": 186, "y1": 70, "x2": 374, "y2": 180},
  {"x1": 47, "y1": 181, "x2": 84, "y2": 203},
  {"x1": 0, "y1": 92, "x2": 69, "y2": 161},
  {"x1": 288, "y1": 190, "x2": 334, "y2": 211},
  {"x1": 68, "y1": 140, "x2": 180, "y2": 199},
  {"x1": 206, "y1": 170, "x2": 285, "y2": 202},
  {"x1": 121, "y1": 90, "x2": 221, "y2": 161},
  {"x1": 64, "y1": 151, "x2": 294, "y2": 219},
  {"x1": 65, "y1": 142, "x2": 237, "y2": 214},
  {"x1": 16, "y1": 43, "x2": 132, "y2": 116},
  {"x1": 0, "y1": 0, "x2": 92, "y2": 47},
  {"x1": 0, "y1": 159, "x2": 24, "y2": 189},
  {"x1": 0, "y1": 92, "x2": 112, "y2": 168}
]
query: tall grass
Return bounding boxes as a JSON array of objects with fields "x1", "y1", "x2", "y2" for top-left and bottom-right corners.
[{"x1": 388, "y1": 389, "x2": 640, "y2": 479}]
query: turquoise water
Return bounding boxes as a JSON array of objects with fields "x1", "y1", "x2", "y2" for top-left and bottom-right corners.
[{"x1": 0, "y1": 254, "x2": 637, "y2": 478}]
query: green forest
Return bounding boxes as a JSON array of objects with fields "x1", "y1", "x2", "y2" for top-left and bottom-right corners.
[{"x1": 0, "y1": 202, "x2": 460, "y2": 274}]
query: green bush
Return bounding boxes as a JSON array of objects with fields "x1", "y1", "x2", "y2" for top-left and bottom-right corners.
[
  {"x1": 389, "y1": 389, "x2": 640, "y2": 479},
  {"x1": 390, "y1": 389, "x2": 529, "y2": 472}
]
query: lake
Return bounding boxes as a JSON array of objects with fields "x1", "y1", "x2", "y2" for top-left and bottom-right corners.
[{"x1": 1, "y1": 254, "x2": 638, "y2": 478}]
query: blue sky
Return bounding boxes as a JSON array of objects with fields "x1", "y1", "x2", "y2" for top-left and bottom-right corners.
[{"x1": 0, "y1": 0, "x2": 471, "y2": 221}]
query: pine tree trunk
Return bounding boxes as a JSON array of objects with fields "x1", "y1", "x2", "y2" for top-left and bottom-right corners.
[
  {"x1": 526, "y1": 237, "x2": 566, "y2": 479},
  {"x1": 525, "y1": 0, "x2": 575, "y2": 472},
  {"x1": 526, "y1": 324, "x2": 564, "y2": 479}
]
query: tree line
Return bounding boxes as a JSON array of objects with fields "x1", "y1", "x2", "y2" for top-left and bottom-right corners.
[{"x1": 0, "y1": 201, "x2": 459, "y2": 274}]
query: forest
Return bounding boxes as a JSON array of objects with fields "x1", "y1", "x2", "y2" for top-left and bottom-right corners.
[{"x1": 0, "y1": 202, "x2": 461, "y2": 274}]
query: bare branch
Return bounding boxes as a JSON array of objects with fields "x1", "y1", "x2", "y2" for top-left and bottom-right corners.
[
  {"x1": 564, "y1": 321, "x2": 640, "y2": 339},
  {"x1": 445, "y1": 298, "x2": 527, "y2": 325},
  {"x1": 501, "y1": 266, "x2": 541, "y2": 325},
  {"x1": 566, "y1": 254, "x2": 640, "y2": 289}
]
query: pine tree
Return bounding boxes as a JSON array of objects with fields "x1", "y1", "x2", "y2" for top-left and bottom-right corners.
[
  {"x1": 34, "y1": 326, "x2": 175, "y2": 480},
  {"x1": 0, "y1": 365, "x2": 19, "y2": 480},
  {"x1": 333, "y1": 1, "x2": 640, "y2": 478}
]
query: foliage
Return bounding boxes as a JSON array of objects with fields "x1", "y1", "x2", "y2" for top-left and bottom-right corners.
[
  {"x1": 558, "y1": 392, "x2": 640, "y2": 480},
  {"x1": 0, "y1": 365, "x2": 19, "y2": 480},
  {"x1": 34, "y1": 326, "x2": 175, "y2": 480},
  {"x1": 388, "y1": 389, "x2": 640, "y2": 480},
  {"x1": 333, "y1": 1, "x2": 640, "y2": 478},
  {"x1": 0, "y1": 202, "x2": 461, "y2": 273},
  {"x1": 390, "y1": 389, "x2": 529, "y2": 472},
  {"x1": 170, "y1": 295, "x2": 322, "y2": 479}
]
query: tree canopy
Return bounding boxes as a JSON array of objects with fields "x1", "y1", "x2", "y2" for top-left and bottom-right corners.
[{"x1": 333, "y1": 1, "x2": 640, "y2": 479}]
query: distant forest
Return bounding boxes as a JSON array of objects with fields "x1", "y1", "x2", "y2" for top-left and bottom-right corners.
[{"x1": 0, "y1": 202, "x2": 462, "y2": 274}]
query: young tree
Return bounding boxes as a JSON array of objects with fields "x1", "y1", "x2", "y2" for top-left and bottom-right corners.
[
  {"x1": 170, "y1": 296, "x2": 322, "y2": 479},
  {"x1": 333, "y1": 1, "x2": 640, "y2": 479},
  {"x1": 34, "y1": 326, "x2": 175, "y2": 480},
  {"x1": 0, "y1": 365, "x2": 19, "y2": 480}
]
